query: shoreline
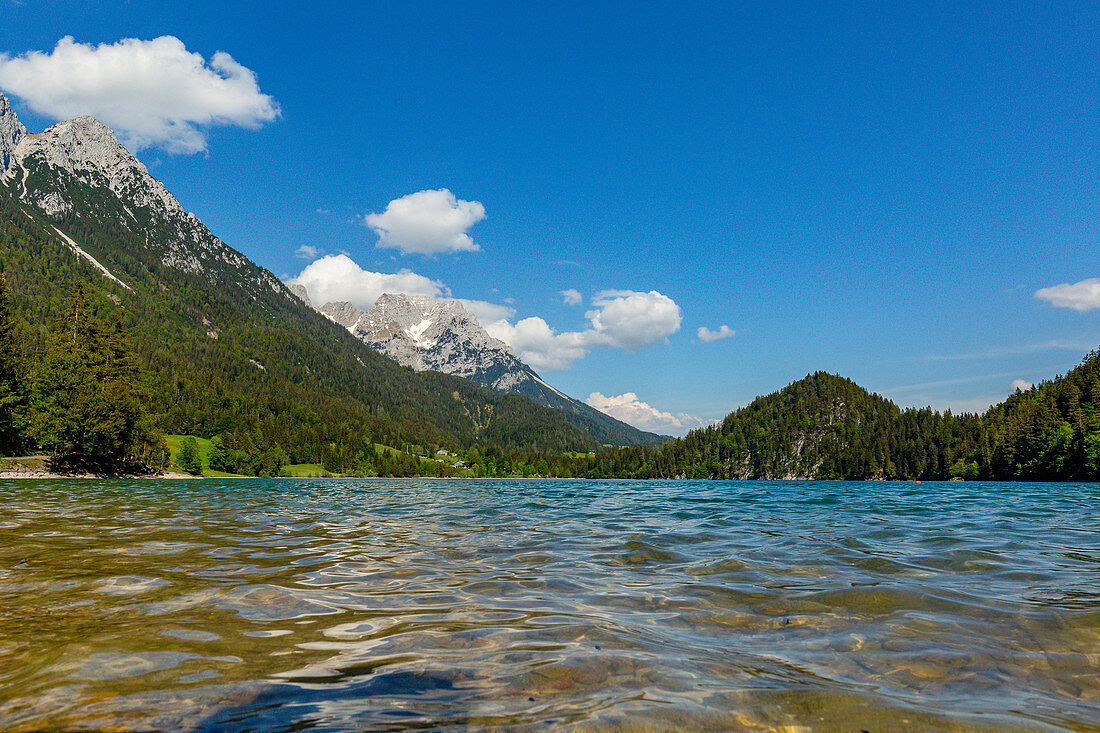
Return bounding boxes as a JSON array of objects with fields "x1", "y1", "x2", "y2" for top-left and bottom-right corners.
[{"x1": 0, "y1": 468, "x2": 195, "y2": 480}]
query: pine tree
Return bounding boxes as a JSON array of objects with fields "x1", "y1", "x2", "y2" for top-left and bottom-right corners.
[
  {"x1": 28, "y1": 282, "x2": 162, "y2": 466},
  {"x1": 0, "y1": 274, "x2": 27, "y2": 455},
  {"x1": 179, "y1": 437, "x2": 202, "y2": 475}
]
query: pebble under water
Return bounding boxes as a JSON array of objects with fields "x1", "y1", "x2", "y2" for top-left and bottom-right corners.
[{"x1": 0, "y1": 478, "x2": 1098, "y2": 731}]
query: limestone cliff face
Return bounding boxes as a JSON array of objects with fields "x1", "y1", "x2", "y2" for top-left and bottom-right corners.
[
  {"x1": 320, "y1": 293, "x2": 543, "y2": 393},
  {"x1": 0, "y1": 93, "x2": 288, "y2": 298},
  {"x1": 0, "y1": 95, "x2": 26, "y2": 175}
]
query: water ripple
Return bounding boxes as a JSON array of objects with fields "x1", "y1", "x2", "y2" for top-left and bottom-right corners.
[{"x1": 0, "y1": 478, "x2": 1098, "y2": 730}]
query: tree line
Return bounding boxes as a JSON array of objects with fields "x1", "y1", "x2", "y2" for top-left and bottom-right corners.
[
  {"x1": 3, "y1": 267, "x2": 1098, "y2": 481},
  {"x1": 505, "y1": 363, "x2": 1100, "y2": 482},
  {"x1": 0, "y1": 275, "x2": 163, "y2": 469}
]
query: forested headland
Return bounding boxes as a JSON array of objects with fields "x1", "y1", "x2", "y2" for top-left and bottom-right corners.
[{"x1": 516, "y1": 359, "x2": 1100, "y2": 481}]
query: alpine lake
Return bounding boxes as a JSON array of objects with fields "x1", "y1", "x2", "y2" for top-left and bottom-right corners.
[{"x1": 1, "y1": 478, "x2": 1098, "y2": 731}]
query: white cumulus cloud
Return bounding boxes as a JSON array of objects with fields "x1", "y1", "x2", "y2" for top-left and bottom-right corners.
[
  {"x1": 697, "y1": 325, "x2": 735, "y2": 342},
  {"x1": 560, "y1": 289, "x2": 582, "y2": 306},
  {"x1": 365, "y1": 189, "x2": 485, "y2": 255},
  {"x1": 0, "y1": 36, "x2": 279, "y2": 153},
  {"x1": 586, "y1": 392, "x2": 715, "y2": 436},
  {"x1": 1035, "y1": 278, "x2": 1100, "y2": 312},
  {"x1": 485, "y1": 317, "x2": 590, "y2": 371},
  {"x1": 286, "y1": 254, "x2": 512, "y2": 324},
  {"x1": 1010, "y1": 378, "x2": 1034, "y2": 393},
  {"x1": 485, "y1": 289, "x2": 682, "y2": 370},
  {"x1": 287, "y1": 254, "x2": 445, "y2": 311},
  {"x1": 294, "y1": 245, "x2": 321, "y2": 259},
  {"x1": 584, "y1": 290, "x2": 682, "y2": 350},
  {"x1": 458, "y1": 299, "x2": 515, "y2": 326}
]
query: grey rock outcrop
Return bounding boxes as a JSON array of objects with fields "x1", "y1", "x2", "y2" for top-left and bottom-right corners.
[
  {"x1": 319, "y1": 300, "x2": 361, "y2": 328},
  {"x1": 323, "y1": 293, "x2": 540, "y2": 393},
  {"x1": 0, "y1": 94, "x2": 26, "y2": 176},
  {"x1": 312, "y1": 292, "x2": 662, "y2": 446},
  {"x1": 0, "y1": 93, "x2": 292, "y2": 300}
]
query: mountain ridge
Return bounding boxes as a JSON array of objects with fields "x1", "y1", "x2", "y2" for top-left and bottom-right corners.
[{"x1": 309, "y1": 291, "x2": 666, "y2": 447}]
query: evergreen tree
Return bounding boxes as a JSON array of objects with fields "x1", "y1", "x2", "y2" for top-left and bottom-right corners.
[
  {"x1": 28, "y1": 282, "x2": 162, "y2": 466},
  {"x1": 208, "y1": 435, "x2": 228, "y2": 472},
  {"x1": 179, "y1": 437, "x2": 202, "y2": 475},
  {"x1": 0, "y1": 274, "x2": 27, "y2": 455}
]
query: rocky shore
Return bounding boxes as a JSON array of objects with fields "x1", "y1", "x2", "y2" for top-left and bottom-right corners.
[{"x1": 0, "y1": 459, "x2": 192, "y2": 480}]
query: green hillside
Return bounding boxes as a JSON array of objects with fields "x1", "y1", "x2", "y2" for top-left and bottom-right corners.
[
  {"x1": 0, "y1": 167, "x2": 598, "y2": 467},
  {"x1": 520, "y1": 356, "x2": 1100, "y2": 481}
]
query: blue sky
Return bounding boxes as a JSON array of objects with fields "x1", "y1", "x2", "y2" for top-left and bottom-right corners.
[{"x1": 2, "y1": 1, "x2": 1098, "y2": 433}]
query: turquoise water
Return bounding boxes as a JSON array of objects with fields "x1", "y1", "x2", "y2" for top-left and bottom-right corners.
[{"x1": 0, "y1": 478, "x2": 1098, "y2": 731}]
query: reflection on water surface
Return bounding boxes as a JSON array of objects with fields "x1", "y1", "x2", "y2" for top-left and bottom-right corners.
[{"x1": 0, "y1": 478, "x2": 1098, "y2": 730}]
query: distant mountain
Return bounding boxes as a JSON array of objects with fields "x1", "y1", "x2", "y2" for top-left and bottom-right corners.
[
  {"x1": 309, "y1": 292, "x2": 665, "y2": 447},
  {"x1": 0, "y1": 93, "x2": 599, "y2": 460}
]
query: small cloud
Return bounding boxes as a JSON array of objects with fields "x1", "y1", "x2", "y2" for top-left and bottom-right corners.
[
  {"x1": 0, "y1": 36, "x2": 279, "y2": 153},
  {"x1": 503, "y1": 297, "x2": 515, "y2": 305},
  {"x1": 294, "y1": 244, "x2": 321, "y2": 259},
  {"x1": 586, "y1": 392, "x2": 715, "y2": 436},
  {"x1": 1035, "y1": 278, "x2": 1100, "y2": 312},
  {"x1": 560, "y1": 289, "x2": 582, "y2": 306},
  {"x1": 1010, "y1": 378, "x2": 1034, "y2": 393},
  {"x1": 697, "y1": 325, "x2": 735, "y2": 343},
  {"x1": 315, "y1": 208, "x2": 331, "y2": 215},
  {"x1": 364, "y1": 188, "x2": 485, "y2": 255}
]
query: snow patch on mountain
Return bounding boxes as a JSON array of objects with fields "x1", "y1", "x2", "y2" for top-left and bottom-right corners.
[
  {"x1": 52, "y1": 225, "x2": 130, "y2": 290},
  {"x1": 406, "y1": 318, "x2": 436, "y2": 349},
  {"x1": 311, "y1": 292, "x2": 660, "y2": 445}
]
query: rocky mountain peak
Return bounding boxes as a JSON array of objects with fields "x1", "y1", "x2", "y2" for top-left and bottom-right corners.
[
  {"x1": 300, "y1": 290, "x2": 659, "y2": 446},
  {"x1": 0, "y1": 99, "x2": 288, "y2": 296},
  {"x1": 319, "y1": 300, "x2": 361, "y2": 328},
  {"x1": 24, "y1": 115, "x2": 134, "y2": 172},
  {"x1": 11, "y1": 113, "x2": 188, "y2": 219},
  {"x1": 311, "y1": 291, "x2": 530, "y2": 387},
  {"x1": 288, "y1": 284, "x2": 312, "y2": 307},
  {"x1": 0, "y1": 94, "x2": 27, "y2": 176}
]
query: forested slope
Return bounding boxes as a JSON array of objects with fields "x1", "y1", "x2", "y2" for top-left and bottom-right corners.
[
  {"x1": 517, "y1": 361, "x2": 1100, "y2": 481},
  {"x1": 0, "y1": 182, "x2": 597, "y2": 465}
]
